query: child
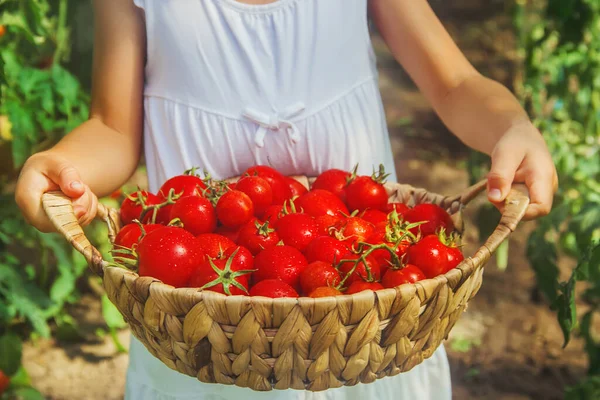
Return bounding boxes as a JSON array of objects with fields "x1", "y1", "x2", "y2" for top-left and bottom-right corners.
[{"x1": 15, "y1": 0, "x2": 557, "y2": 399}]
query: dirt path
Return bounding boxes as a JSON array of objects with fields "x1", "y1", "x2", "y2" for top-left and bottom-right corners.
[{"x1": 22, "y1": 1, "x2": 587, "y2": 399}]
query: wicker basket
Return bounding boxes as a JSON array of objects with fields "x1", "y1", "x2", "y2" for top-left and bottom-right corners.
[{"x1": 42, "y1": 178, "x2": 529, "y2": 392}]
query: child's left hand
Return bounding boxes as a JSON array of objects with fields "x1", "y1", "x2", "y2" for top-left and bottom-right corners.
[{"x1": 485, "y1": 120, "x2": 558, "y2": 220}]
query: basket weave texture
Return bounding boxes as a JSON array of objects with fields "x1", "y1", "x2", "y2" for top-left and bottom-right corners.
[{"x1": 42, "y1": 178, "x2": 529, "y2": 391}]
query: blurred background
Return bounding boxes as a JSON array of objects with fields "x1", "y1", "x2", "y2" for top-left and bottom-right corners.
[{"x1": 1, "y1": 0, "x2": 599, "y2": 399}]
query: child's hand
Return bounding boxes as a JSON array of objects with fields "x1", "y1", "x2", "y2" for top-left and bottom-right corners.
[
  {"x1": 486, "y1": 120, "x2": 558, "y2": 220},
  {"x1": 15, "y1": 152, "x2": 98, "y2": 232}
]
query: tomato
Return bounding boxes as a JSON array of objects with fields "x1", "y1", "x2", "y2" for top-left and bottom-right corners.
[
  {"x1": 235, "y1": 176, "x2": 273, "y2": 217},
  {"x1": 137, "y1": 227, "x2": 204, "y2": 287},
  {"x1": 314, "y1": 214, "x2": 341, "y2": 236},
  {"x1": 337, "y1": 252, "x2": 381, "y2": 285},
  {"x1": 403, "y1": 204, "x2": 454, "y2": 237},
  {"x1": 223, "y1": 245, "x2": 254, "y2": 271},
  {"x1": 405, "y1": 234, "x2": 463, "y2": 278},
  {"x1": 276, "y1": 212, "x2": 318, "y2": 251},
  {"x1": 262, "y1": 204, "x2": 284, "y2": 225},
  {"x1": 158, "y1": 174, "x2": 207, "y2": 199},
  {"x1": 345, "y1": 175, "x2": 388, "y2": 213},
  {"x1": 381, "y1": 265, "x2": 426, "y2": 289},
  {"x1": 285, "y1": 177, "x2": 308, "y2": 197},
  {"x1": 188, "y1": 248, "x2": 252, "y2": 295},
  {"x1": 120, "y1": 191, "x2": 162, "y2": 225},
  {"x1": 253, "y1": 245, "x2": 308, "y2": 289},
  {"x1": 249, "y1": 279, "x2": 299, "y2": 298},
  {"x1": 360, "y1": 209, "x2": 387, "y2": 226},
  {"x1": 0, "y1": 370, "x2": 9, "y2": 395},
  {"x1": 237, "y1": 220, "x2": 280, "y2": 255},
  {"x1": 312, "y1": 169, "x2": 351, "y2": 202},
  {"x1": 345, "y1": 281, "x2": 384, "y2": 294},
  {"x1": 216, "y1": 190, "x2": 254, "y2": 228},
  {"x1": 364, "y1": 231, "x2": 411, "y2": 272},
  {"x1": 113, "y1": 223, "x2": 162, "y2": 259},
  {"x1": 299, "y1": 261, "x2": 341, "y2": 296},
  {"x1": 0, "y1": 25, "x2": 6, "y2": 38},
  {"x1": 386, "y1": 203, "x2": 410, "y2": 216},
  {"x1": 294, "y1": 189, "x2": 349, "y2": 218},
  {"x1": 309, "y1": 287, "x2": 343, "y2": 298},
  {"x1": 304, "y1": 236, "x2": 348, "y2": 264},
  {"x1": 214, "y1": 225, "x2": 241, "y2": 243},
  {"x1": 244, "y1": 165, "x2": 291, "y2": 205},
  {"x1": 196, "y1": 233, "x2": 236, "y2": 259},
  {"x1": 169, "y1": 195, "x2": 216, "y2": 235},
  {"x1": 332, "y1": 217, "x2": 374, "y2": 247}
]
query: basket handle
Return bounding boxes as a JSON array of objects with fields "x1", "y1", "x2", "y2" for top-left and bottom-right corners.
[{"x1": 42, "y1": 191, "x2": 120, "y2": 277}]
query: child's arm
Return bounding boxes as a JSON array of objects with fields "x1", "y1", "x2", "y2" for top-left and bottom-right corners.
[
  {"x1": 370, "y1": 0, "x2": 558, "y2": 219},
  {"x1": 15, "y1": 0, "x2": 145, "y2": 232}
]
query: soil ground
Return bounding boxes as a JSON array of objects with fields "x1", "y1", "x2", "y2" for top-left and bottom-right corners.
[{"x1": 22, "y1": 1, "x2": 588, "y2": 399}]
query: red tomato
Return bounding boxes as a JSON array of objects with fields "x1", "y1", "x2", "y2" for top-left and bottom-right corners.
[
  {"x1": 345, "y1": 175, "x2": 388, "y2": 213},
  {"x1": 386, "y1": 203, "x2": 410, "y2": 216},
  {"x1": 360, "y1": 209, "x2": 388, "y2": 226},
  {"x1": 249, "y1": 279, "x2": 299, "y2": 298},
  {"x1": 314, "y1": 214, "x2": 342, "y2": 236},
  {"x1": 338, "y1": 252, "x2": 381, "y2": 285},
  {"x1": 223, "y1": 245, "x2": 254, "y2": 271},
  {"x1": 244, "y1": 165, "x2": 291, "y2": 205},
  {"x1": 309, "y1": 287, "x2": 343, "y2": 298},
  {"x1": 262, "y1": 204, "x2": 284, "y2": 226},
  {"x1": 196, "y1": 233, "x2": 236, "y2": 259},
  {"x1": 137, "y1": 227, "x2": 204, "y2": 287},
  {"x1": 276, "y1": 213, "x2": 318, "y2": 251},
  {"x1": 253, "y1": 245, "x2": 308, "y2": 289},
  {"x1": 364, "y1": 230, "x2": 411, "y2": 272},
  {"x1": 312, "y1": 169, "x2": 351, "y2": 202},
  {"x1": 285, "y1": 177, "x2": 308, "y2": 197},
  {"x1": 304, "y1": 236, "x2": 348, "y2": 264},
  {"x1": 294, "y1": 189, "x2": 349, "y2": 218},
  {"x1": 235, "y1": 176, "x2": 273, "y2": 217},
  {"x1": 216, "y1": 190, "x2": 254, "y2": 228},
  {"x1": 332, "y1": 217, "x2": 374, "y2": 247},
  {"x1": 169, "y1": 195, "x2": 217, "y2": 235},
  {"x1": 299, "y1": 261, "x2": 341, "y2": 296},
  {"x1": 113, "y1": 223, "x2": 162, "y2": 259},
  {"x1": 120, "y1": 191, "x2": 162, "y2": 225},
  {"x1": 403, "y1": 204, "x2": 454, "y2": 237},
  {"x1": 0, "y1": 370, "x2": 9, "y2": 395},
  {"x1": 345, "y1": 281, "x2": 384, "y2": 294},
  {"x1": 381, "y1": 265, "x2": 426, "y2": 288},
  {"x1": 237, "y1": 219, "x2": 280, "y2": 255},
  {"x1": 405, "y1": 234, "x2": 463, "y2": 278},
  {"x1": 158, "y1": 174, "x2": 207, "y2": 199},
  {"x1": 214, "y1": 225, "x2": 241, "y2": 243},
  {"x1": 188, "y1": 248, "x2": 252, "y2": 295}
]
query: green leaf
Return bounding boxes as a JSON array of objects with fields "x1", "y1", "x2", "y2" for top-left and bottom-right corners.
[
  {"x1": 553, "y1": 275, "x2": 577, "y2": 347},
  {"x1": 9, "y1": 366, "x2": 32, "y2": 388},
  {"x1": 565, "y1": 375, "x2": 600, "y2": 400},
  {"x1": 11, "y1": 387, "x2": 45, "y2": 400},
  {"x1": 0, "y1": 332, "x2": 23, "y2": 376},
  {"x1": 52, "y1": 65, "x2": 80, "y2": 108},
  {"x1": 101, "y1": 294, "x2": 126, "y2": 330}
]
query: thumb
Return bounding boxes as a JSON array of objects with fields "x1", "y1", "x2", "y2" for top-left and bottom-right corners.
[
  {"x1": 487, "y1": 147, "x2": 523, "y2": 203},
  {"x1": 46, "y1": 161, "x2": 86, "y2": 198}
]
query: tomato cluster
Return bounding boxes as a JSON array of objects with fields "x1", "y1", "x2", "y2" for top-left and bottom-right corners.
[{"x1": 112, "y1": 165, "x2": 464, "y2": 298}]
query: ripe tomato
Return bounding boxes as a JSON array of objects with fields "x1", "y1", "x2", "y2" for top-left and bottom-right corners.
[
  {"x1": 405, "y1": 234, "x2": 463, "y2": 278},
  {"x1": 253, "y1": 245, "x2": 308, "y2": 289},
  {"x1": 214, "y1": 225, "x2": 241, "y2": 243},
  {"x1": 158, "y1": 174, "x2": 206, "y2": 199},
  {"x1": 386, "y1": 203, "x2": 410, "y2": 216},
  {"x1": 0, "y1": 25, "x2": 6, "y2": 38},
  {"x1": 196, "y1": 233, "x2": 236, "y2": 259},
  {"x1": 403, "y1": 204, "x2": 454, "y2": 237},
  {"x1": 235, "y1": 176, "x2": 273, "y2": 217},
  {"x1": 244, "y1": 165, "x2": 291, "y2": 205},
  {"x1": 332, "y1": 217, "x2": 374, "y2": 247},
  {"x1": 188, "y1": 248, "x2": 252, "y2": 295},
  {"x1": 309, "y1": 287, "x2": 343, "y2": 298},
  {"x1": 337, "y1": 252, "x2": 381, "y2": 285},
  {"x1": 299, "y1": 261, "x2": 341, "y2": 295},
  {"x1": 294, "y1": 189, "x2": 349, "y2": 218},
  {"x1": 304, "y1": 236, "x2": 348, "y2": 264},
  {"x1": 120, "y1": 191, "x2": 162, "y2": 225},
  {"x1": 360, "y1": 209, "x2": 387, "y2": 226},
  {"x1": 345, "y1": 175, "x2": 388, "y2": 213},
  {"x1": 249, "y1": 279, "x2": 299, "y2": 298},
  {"x1": 237, "y1": 220, "x2": 280, "y2": 255},
  {"x1": 314, "y1": 214, "x2": 341, "y2": 236},
  {"x1": 381, "y1": 265, "x2": 426, "y2": 288},
  {"x1": 345, "y1": 281, "x2": 384, "y2": 294},
  {"x1": 276, "y1": 212, "x2": 318, "y2": 251},
  {"x1": 262, "y1": 204, "x2": 284, "y2": 226},
  {"x1": 137, "y1": 227, "x2": 204, "y2": 287},
  {"x1": 113, "y1": 223, "x2": 162, "y2": 259},
  {"x1": 0, "y1": 370, "x2": 9, "y2": 395},
  {"x1": 169, "y1": 195, "x2": 216, "y2": 235},
  {"x1": 216, "y1": 190, "x2": 254, "y2": 228},
  {"x1": 364, "y1": 231, "x2": 411, "y2": 271},
  {"x1": 312, "y1": 169, "x2": 351, "y2": 202},
  {"x1": 285, "y1": 177, "x2": 308, "y2": 197},
  {"x1": 223, "y1": 245, "x2": 254, "y2": 271}
]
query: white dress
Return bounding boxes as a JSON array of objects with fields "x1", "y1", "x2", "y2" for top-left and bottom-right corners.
[{"x1": 126, "y1": 0, "x2": 452, "y2": 398}]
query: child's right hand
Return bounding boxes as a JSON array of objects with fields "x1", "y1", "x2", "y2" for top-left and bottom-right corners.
[{"x1": 15, "y1": 152, "x2": 98, "y2": 233}]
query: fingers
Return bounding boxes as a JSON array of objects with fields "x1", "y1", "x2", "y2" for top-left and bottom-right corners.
[
  {"x1": 72, "y1": 186, "x2": 98, "y2": 226},
  {"x1": 487, "y1": 144, "x2": 524, "y2": 203},
  {"x1": 522, "y1": 165, "x2": 557, "y2": 220},
  {"x1": 45, "y1": 159, "x2": 85, "y2": 198}
]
